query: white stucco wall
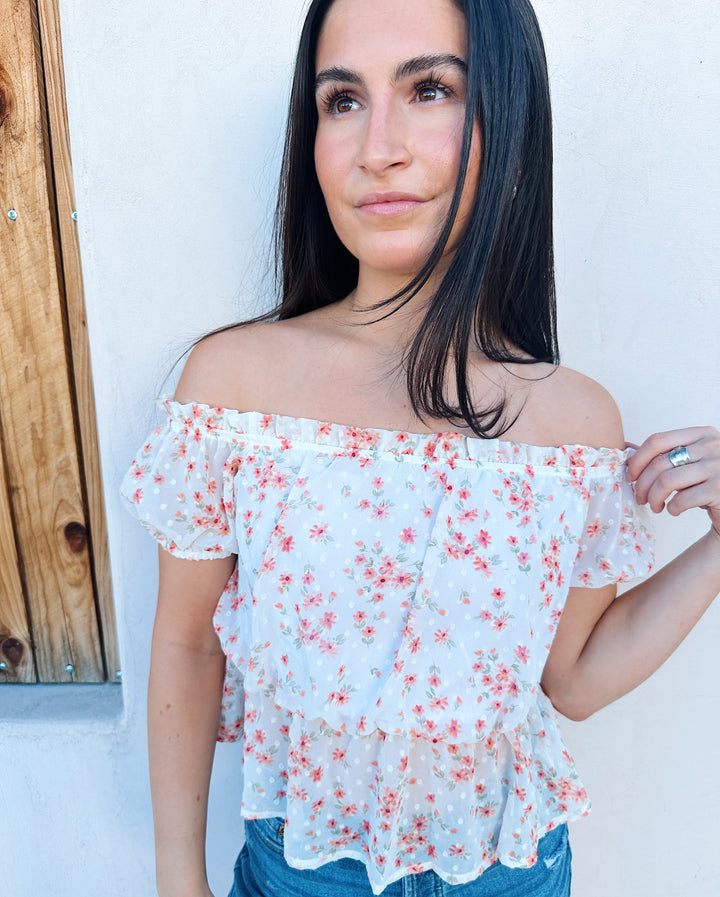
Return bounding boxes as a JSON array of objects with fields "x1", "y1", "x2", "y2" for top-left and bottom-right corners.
[{"x1": 2, "y1": 1, "x2": 718, "y2": 894}]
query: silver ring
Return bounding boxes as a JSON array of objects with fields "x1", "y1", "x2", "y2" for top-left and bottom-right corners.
[{"x1": 668, "y1": 445, "x2": 692, "y2": 468}]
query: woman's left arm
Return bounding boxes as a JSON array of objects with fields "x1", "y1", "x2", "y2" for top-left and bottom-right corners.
[{"x1": 542, "y1": 426, "x2": 720, "y2": 721}]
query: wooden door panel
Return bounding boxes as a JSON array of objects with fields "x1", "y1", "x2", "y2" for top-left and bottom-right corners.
[{"x1": 0, "y1": 0, "x2": 103, "y2": 682}]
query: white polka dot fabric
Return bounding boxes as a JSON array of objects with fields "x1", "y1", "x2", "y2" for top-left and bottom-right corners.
[{"x1": 122, "y1": 399, "x2": 654, "y2": 894}]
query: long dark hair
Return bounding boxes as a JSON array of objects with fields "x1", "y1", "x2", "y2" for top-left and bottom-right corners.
[{"x1": 221, "y1": 0, "x2": 557, "y2": 437}]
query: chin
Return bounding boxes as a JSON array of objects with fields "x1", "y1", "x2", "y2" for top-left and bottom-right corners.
[{"x1": 350, "y1": 238, "x2": 439, "y2": 280}]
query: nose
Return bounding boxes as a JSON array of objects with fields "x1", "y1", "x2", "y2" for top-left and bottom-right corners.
[{"x1": 356, "y1": 98, "x2": 411, "y2": 176}]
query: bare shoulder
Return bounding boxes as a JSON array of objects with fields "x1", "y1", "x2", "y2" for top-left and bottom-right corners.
[
  {"x1": 173, "y1": 315, "x2": 330, "y2": 410},
  {"x1": 505, "y1": 363, "x2": 625, "y2": 449},
  {"x1": 173, "y1": 321, "x2": 288, "y2": 408}
]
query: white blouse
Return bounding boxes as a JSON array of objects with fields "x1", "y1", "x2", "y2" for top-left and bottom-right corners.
[{"x1": 122, "y1": 399, "x2": 654, "y2": 894}]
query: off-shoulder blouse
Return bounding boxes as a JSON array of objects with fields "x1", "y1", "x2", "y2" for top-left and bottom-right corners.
[{"x1": 121, "y1": 399, "x2": 654, "y2": 894}]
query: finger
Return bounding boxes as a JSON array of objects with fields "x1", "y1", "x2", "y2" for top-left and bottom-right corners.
[
  {"x1": 626, "y1": 426, "x2": 716, "y2": 482},
  {"x1": 665, "y1": 481, "x2": 719, "y2": 517},
  {"x1": 643, "y1": 460, "x2": 713, "y2": 513},
  {"x1": 632, "y1": 447, "x2": 704, "y2": 505}
]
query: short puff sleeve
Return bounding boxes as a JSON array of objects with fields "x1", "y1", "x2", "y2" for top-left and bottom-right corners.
[
  {"x1": 569, "y1": 457, "x2": 655, "y2": 588},
  {"x1": 120, "y1": 402, "x2": 238, "y2": 559}
]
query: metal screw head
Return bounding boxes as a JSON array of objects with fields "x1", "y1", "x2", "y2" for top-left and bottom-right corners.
[
  {"x1": 71, "y1": 210, "x2": 78, "y2": 221},
  {"x1": 0, "y1": 662, "x2": 7, "y2": 671},
  {"x1": 7, "y1": 209, "x2": 18, "y2": 221},
  {"x1": 65, "y1": 663, "x2": 74, "y2": 673}
]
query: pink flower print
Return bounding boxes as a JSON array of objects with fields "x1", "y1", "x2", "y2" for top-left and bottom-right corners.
[
  {"x1": 320, "y1": 611, "x2": 337, "y2": 630},
  {"x1": 309, "y1": 523, "x2": 330, "y2": 541},
  {"x1": 423, "y1": 506, "x2": 434, "y2": 518},
  {"x1": 403, "y1": 673, "x2": 418, "y2": 688},
  {"x1": 479, "y1": 609, "x2": 492, "y2": 622},
  {"x1": 372, "y1": 503, "x2": 390, "y2": 520},
  {"x1": 515, "y1": 645, "x2": 530, "y2": 664},
  {"x1": 492, "y1": 615, "x2": 510, "y2": 632},
  {"x1": 517, "y1": 552, "x2": 530, "y2": 565},
  {"x1": 290, "y1": 785, "x2": 308, "y2": 801},
  {"x1": 278, "y1": 573, "x2": 293, "y2": 589},
  {"x1": 372, "y1": 476, "x2": 384, "y2": 490},
  {"x1": 353, "y1": 610, "x2": 367, "y2": 625},
  {"x1": 434, "y1": 628, "x2": 450, "y2": 644},
  {"x1": 358, "y1": 498, "x2": 371, "y2": 510},
  {"x1": 429, "y1": 696, "x2": 448, "y2": 712},
  {"x1": 449, "y1": 844, "x2": 467, "y2": 858},
  {"x1": 586, "y1": 518, "x2": 602, "y2": 538},
  {"x1": 443, "y1": 540, "x2": 460, "y2": 561},
  {"x1": 131, "y1": 488, "x2": 143, "y2": 504},
  {"x1": 260, "y1": 556, "x2": 276, "y2": 574},
  {"x1": 473, "y1": 556, "x2": 493, "y2": 578},
  {"x1": 409, "y1": 637, "x2": 421, "y2": 653},
  {"x1": 400, "y1": 527, "x2": 417, "y2": 544},
  {"x1": 361, "y1": 625, "x2": 375, "y2": 639},
  {"x1": 576, "y1": 571, "x2": 592, "y2": 585},
  {"x1": 280, "y1": 535, "x2": 295, "y2": 553},
  {"x1": 507, "y1": 535, "x2": 518, "y2": 547},
  {"x1": 491, "y1": 588, "x2": 505, "y2": 602},
  {"x1": 495, "y1": 663, "x2": 511, "y2": 682},
  {"x1": 459, "y1": 508, "x2": 478, "y2": 524},
  {"x1": 428, "y1": 673, "x2": 442, "y2": 688},
  {"x1": 445, "y1": 719, "x2": 461, "y2": 739}
]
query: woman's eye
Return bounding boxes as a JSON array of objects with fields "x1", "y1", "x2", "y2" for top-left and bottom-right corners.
[
  {"x1": 334, "y1": 97, "x2": 356, "y2": 114},
  {"x1": 417, "y1": 83, "x2": 448, "y2": 103},
  {"x1": 323, "y1": 92, "x2": 359, "y2": 115}
]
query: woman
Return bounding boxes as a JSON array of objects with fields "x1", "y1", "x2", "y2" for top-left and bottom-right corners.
[{"x1": 122, "y1": 0, "x2": 720, "y2": 895}]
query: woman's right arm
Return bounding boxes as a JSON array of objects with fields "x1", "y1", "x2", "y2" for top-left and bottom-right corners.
[{"x1": 149, "y1": 548, "x2": 236, "y2": 897}]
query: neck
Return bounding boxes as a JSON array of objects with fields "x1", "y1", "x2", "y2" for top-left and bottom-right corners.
[{"x1": 330, "y1": 263, "x2": 446, "y2": 351}]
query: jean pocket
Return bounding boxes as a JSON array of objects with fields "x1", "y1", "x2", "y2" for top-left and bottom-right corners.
[
  {"x1": 246, "y1": 816, "x2": 286, "y2": 856},
  {"x1": 538, "y1": 824, "x2": 570, "y2": 870}
]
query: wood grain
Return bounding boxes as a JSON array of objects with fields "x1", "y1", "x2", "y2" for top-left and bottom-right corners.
[
  {"x1": 36, "y1": 0, "x2": 119, "y2": 680},
  {"x1": 0, "y1": 0, "x2": 103, "y2": 682},
  {"x1": 0, "y1": 440, "x2": 35, "y2": 682}
]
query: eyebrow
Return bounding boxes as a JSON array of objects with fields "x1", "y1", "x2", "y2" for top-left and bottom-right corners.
[{"x1": 314, "y1": 53, "x2": 467, "y2": 91}]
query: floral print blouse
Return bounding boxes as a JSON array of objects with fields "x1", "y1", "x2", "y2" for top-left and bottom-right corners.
[{"x1": 121, "y1": 399, "x2": 655, "y2": 894}]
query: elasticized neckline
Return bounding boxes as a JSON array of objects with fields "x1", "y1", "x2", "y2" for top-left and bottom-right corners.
[{"x1": 161, "y1": 397, "x2": 631, "y2": 472}]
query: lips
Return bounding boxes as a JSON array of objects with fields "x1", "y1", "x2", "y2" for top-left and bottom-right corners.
[{"x1": 355, "y1": 191, "x2": 426, "y2": 217}]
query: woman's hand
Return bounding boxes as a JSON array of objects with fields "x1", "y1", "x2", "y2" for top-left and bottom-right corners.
[{"x1": 626, "y1": 426, "x2": 720, "y2": 538}]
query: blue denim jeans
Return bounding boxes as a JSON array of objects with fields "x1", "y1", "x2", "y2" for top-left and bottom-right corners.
[{"x1": 229, "y1": 817, "x2": 571, "y2": 897}]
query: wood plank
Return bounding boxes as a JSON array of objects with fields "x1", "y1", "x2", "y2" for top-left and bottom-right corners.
[
  {"x1": 35, "y1": 0, "x2": 119, "y2": 680},
  {"x1": 0, "y1": 0, "x2": 103, "y2": 682},
  {"x1": 0, "y1": 446, "x2": 35, "y2": 683}
]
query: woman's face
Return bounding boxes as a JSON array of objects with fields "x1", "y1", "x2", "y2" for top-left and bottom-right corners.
[{"x1": 314, "y1": 0, "x2": 481, "y2": 283}]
